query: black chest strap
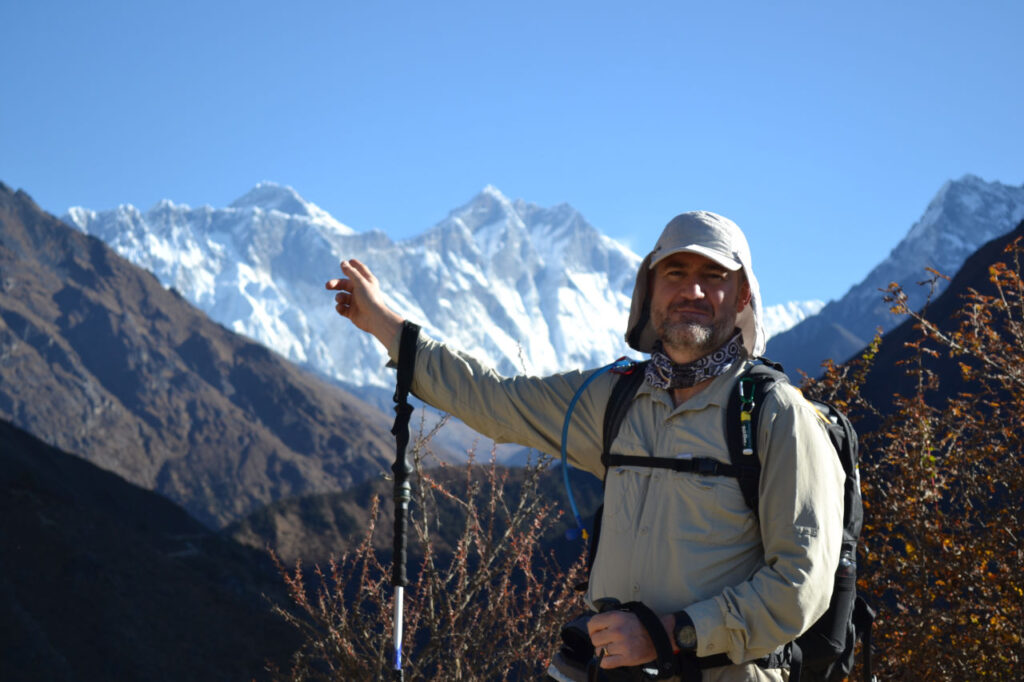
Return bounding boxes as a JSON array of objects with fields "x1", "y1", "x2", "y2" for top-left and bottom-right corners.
[{"x1": 603, "y1": 454, "x2": 755, "y2": 480}]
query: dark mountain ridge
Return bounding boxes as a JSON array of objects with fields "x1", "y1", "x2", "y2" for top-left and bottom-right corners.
[
  {"x1": 0, "y1": 417, "x2": 298, "y2": 681},
  {"x1": 858, "y1": 219, "x2": 1024, "y2": 414}
]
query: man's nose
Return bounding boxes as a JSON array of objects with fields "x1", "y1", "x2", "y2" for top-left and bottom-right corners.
[{"x1": 674, "y1": 278, "x2": 705, "y2": 300}]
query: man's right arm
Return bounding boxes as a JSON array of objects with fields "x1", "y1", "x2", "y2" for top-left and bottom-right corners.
[
  {"x1": 325, "y1": 259, "x2": 611, "y2": 475},
  {"x1": 399, "y1": 333, "x2": 610, "y2": 474}
]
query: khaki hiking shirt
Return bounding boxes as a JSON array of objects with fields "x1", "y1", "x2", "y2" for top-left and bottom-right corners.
[{"x1": 391, "y1": 333, "x2": 844, "y2": 681}]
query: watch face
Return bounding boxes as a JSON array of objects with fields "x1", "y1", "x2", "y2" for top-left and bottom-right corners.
[{"x1": 676, "y1": 624, "x2": 697, "y2": 650}]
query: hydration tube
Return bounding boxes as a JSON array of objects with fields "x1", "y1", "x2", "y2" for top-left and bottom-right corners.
[{"x1": 560, "y1": 358, "x2": 635, "y2": 541}]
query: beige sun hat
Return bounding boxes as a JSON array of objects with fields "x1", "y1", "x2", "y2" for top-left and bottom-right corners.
[{"x1": 625, "y1": 210, "x2": 766, "y2": 357}]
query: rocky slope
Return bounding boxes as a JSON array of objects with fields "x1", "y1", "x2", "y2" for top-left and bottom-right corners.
[{"x1": 0, "y1": 182, "x2": 402, "y2": 527}]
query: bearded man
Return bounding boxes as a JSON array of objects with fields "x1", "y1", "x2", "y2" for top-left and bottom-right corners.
[{"x1": 327, "y1": 211, "x2": 843, "y2": 682}]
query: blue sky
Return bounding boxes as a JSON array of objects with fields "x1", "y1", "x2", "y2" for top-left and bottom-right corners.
[{"x1": 2, "y1": 1, "x2": 1022, "y2": 306}]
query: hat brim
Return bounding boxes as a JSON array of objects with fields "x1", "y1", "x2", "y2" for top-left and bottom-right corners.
[{"x1": 649, "y1": 245, "x2": 743, "y2": 271}]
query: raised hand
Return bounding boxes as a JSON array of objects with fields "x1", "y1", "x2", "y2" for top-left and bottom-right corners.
[{"x1": 325, "y1": 259, "x2": 404, "y2": 349}]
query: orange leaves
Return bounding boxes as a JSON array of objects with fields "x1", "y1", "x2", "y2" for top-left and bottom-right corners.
[{"x1": 834, "y1": 241, "x2": 1024, "y2": 680}]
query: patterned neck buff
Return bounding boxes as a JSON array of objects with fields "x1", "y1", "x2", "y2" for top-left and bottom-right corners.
[{"x1": 645, "y1": 331, "x2": 744, "y2": 390}]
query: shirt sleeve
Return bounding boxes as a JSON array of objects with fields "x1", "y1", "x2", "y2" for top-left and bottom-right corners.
[
  {"x1": 684, "y1": 383, "x2": 845, "y2": 662},
  {"x1": 389, "y1": 332, "x2": 613, "y2": 479}
]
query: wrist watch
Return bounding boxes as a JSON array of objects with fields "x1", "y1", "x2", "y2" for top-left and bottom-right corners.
[{"x1": 672, "y1": 610, "x2": 698, "y2": 651}]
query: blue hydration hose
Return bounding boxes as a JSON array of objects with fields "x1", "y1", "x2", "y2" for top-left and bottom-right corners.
[{"x1": 560, "y1": 358, "x2": 635, "y2": 541}]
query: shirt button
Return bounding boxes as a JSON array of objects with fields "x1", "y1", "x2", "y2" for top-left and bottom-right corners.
[
  {"x1": 640, "y1": 527, "x2": 649, "y2": 535},
  {"x1": 633, "y1": 584, "x2": 640, "y2": 593}
]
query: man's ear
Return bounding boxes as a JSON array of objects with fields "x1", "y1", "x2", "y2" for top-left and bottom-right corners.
[{"x1": 736, "y1": 278, "x2": 752, "y2": 312}]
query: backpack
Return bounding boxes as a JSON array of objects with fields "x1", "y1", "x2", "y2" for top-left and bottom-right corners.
[{"x1": 592, "y1": 358, "x2": 876, "y2": 682}]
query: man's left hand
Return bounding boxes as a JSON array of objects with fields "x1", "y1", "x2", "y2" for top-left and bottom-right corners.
[{"x1": 586, "y1": 610, "x2": 674, "y2": 669}]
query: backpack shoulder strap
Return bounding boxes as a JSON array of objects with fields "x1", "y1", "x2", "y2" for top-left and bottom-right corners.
[
  {"x1": 724, "y1": 358, "x2": 789, "y2": 517},
  {"x1": 577, "y1": 361, "x2": 648, "y2": 579},
  {"x1": 601, "y1": 360, "x2": 649, "y2": 468}
]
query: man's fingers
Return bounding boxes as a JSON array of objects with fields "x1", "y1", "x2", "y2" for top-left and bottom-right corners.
[
  {"x1": 345, "y1": 258, "x2": 374, "y2": 281},
  {"x1": 586, "y1": 611, "x2": 657, "y2": 670},
  {"x1": 587, "y1": 612, "x2": 619, "y2": 639},
  {"x1": 340, "y1": 258, "x2": 373, "y2": 285},
  {"x1": 590, "y1": 641, "x2": 625, "y2": 670},
  {"x1": 330, "y1": 259, "x2": 378, "y2": 293}
]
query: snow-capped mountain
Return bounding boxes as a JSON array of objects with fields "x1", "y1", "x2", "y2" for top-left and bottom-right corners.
[
  {"x1": 66, "y1": 183, "x2": 356, "y2": 372},
  {"x1": 64, "y1": 183, "x2": 823, "y2": 393},
  {"x1": 761, "y1": 300, "x2": 825, "y2": 339},
  {"x1": 766, "y1": 174, "x2": 1024, "y2": 377}
]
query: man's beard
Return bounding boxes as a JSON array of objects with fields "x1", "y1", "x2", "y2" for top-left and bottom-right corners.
[{"x1": 655, "y1": 311, "x2": 734, "y2": 357}]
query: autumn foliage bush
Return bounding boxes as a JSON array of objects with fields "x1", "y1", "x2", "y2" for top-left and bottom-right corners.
[
  {"x1": 271, "y1": 239, "x2": 1023, "y2": 681},
  {"x1": 805, "y1": 238, "x2": 1024, "y2": 679}
]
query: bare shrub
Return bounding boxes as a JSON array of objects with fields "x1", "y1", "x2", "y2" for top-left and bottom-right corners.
[{"x1": 268, "y1": 430, "x2": 588, "y2": 681}]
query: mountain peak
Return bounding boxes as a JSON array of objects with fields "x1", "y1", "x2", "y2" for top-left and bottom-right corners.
[
  {"x1": 947, "y1": 173, "x2": 1024, "y2": 197},
  {"x1": 229, "y1": 182, "x2": 354, "y2": 235},
  {"x1": 480, "y1": 184, "x2": 510, "y2": 202},
  {"x1": 436, "y1": 185, "x2": 522, "y2": 238},
  {"x1": 230, "y1": 182, "x2": 310, "y2": 214},
  {"x1": 766, "y1": 174, "x2": 1024, "y2": 378}
]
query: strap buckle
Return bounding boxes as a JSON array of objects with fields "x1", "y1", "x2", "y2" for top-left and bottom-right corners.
[{"x1": 696, "y1": 458, "x2": 722, "y2": 476}]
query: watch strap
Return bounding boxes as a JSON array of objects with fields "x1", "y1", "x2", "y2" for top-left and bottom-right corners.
[{"x1": 672, "y1": 610, "x2": 698, "y2": 651}]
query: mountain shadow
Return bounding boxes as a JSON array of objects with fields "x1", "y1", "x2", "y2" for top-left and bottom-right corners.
[
  {"x1": 0, "y1": 417, "x2": 299, "y2": 681},
  {"x1": 227, "y1": 458, "x2": 604, "y2": 570}
]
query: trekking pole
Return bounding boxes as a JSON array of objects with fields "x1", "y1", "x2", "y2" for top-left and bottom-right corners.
[{"x1": 390, "y1": 321, "x2": 420, "y2": 681}]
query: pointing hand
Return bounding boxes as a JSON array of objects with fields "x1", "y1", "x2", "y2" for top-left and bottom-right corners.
[{"x1": 325, "y1": 259, "x2": 403, "y2": 349}]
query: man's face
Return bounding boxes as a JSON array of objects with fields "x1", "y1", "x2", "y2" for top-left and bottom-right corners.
[{"x1": 649, "y1": 251, "x2": 750, "y2": 362}]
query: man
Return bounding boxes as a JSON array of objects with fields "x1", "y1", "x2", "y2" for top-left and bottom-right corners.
[{"x1": 327, "y1": 211, "x2": 844, "y2": 681}]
